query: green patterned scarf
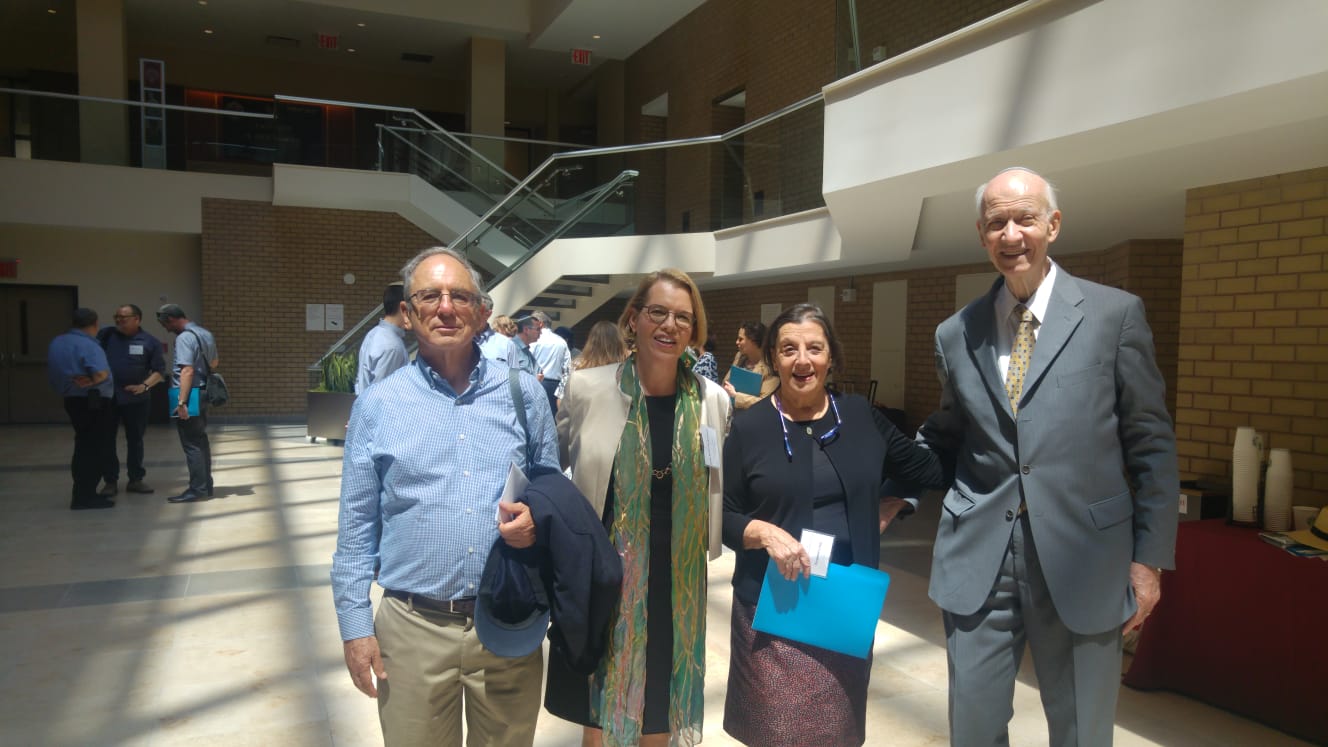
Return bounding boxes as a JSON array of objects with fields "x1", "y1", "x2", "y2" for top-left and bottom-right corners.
[{"x1": 589, "y1": 354, "x2": 708, "y2": 746}]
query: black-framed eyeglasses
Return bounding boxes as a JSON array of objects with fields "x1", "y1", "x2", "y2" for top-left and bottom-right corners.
[
  {"x1": 774, "y1": 392, "x2": 842, "y2": 462},
  {"x1": 640, "y1": 304, "x2": 694, "y2": 330},
  {"x1": 409, "y1": 288, "x2": 478, "y2": 311}
]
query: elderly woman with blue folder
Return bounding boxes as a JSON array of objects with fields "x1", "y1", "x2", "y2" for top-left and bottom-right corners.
[{"x1": 720, "y1": 302, "x2": 946, "y2": 746}]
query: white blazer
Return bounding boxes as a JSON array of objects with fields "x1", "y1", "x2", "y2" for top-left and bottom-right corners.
[{"x1": 556, "y1": 361, "x2": 731, "y2": 560}]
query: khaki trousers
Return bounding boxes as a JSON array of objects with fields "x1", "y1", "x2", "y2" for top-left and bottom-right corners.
[{"x1": 376, "y1": 594, "x2": 543, "y2": 747}]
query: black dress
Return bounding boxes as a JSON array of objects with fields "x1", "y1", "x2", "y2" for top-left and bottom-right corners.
[{"x1": 545, "y1": 394, "x2": 676, "y2": 735}]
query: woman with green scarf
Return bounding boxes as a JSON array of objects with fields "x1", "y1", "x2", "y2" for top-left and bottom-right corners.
[{"x1": 549, "y1": 268, "x2": 732, "y2": 746}]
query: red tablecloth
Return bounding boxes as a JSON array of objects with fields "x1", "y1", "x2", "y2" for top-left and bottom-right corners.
[{"x1": 1123, "y1": 519, "x2": 1328, "y2": 743}]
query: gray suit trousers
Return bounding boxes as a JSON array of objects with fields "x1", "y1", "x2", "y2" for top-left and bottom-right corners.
[{"x1": 944, "y1": 513, "x2": 1123, "y2": 747}]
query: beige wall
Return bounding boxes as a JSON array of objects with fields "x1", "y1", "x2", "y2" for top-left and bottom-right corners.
[{"x1": 0, "y1": 222, "x2": 201, "y2": 330}]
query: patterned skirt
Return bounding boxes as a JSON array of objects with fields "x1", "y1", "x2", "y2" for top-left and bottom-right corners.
[{"x1": 723, "y1": 597, "x2": 872, "y2": 747}]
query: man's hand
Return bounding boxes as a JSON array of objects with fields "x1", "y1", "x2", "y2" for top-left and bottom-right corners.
[
  {"x1": 176, "y1": 403, "x2": 191, "y2": 421},
  {"x1": 1123, "y1": 562, "x2": 1162, "y2": 635},
  {"x1": 72, "y1": 375, "x2": 94, "y2": 388},
  {"x1": 498, "y1": 500, "x2": 535, "y2": 548},
  {"x1": 879, "y1": 498, "x2": 909, "y2": 533},
  {"x1": 343, "y1": 636, "x2": 386, "y2": 698}
]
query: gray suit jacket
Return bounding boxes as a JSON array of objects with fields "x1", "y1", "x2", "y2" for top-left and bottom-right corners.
[
  {"x1": 556, "y1": 361, "x2": 732, "y2": 560},
  {"x1": 911, "y1": 269, "x2": 1178, "y2": 635}
]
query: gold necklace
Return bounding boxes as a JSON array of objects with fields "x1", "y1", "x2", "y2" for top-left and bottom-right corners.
[{"x1": 652, "y1": 464, "x2": 672, "y2": 479}]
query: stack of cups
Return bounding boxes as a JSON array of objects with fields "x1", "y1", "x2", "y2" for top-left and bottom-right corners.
[
  {"x1": 1231, "y1": 427, "x2": 1261, "y2": 524},
  {"x1": 1263, "y1": 449, "x2": 1294, "y2": 531}
]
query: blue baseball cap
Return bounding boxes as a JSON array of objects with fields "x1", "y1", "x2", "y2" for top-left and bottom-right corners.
[{"x1": 474, "y1": 539, "x2": 550, "y2": 657}]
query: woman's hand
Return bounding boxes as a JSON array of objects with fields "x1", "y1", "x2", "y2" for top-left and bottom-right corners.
[
  {"x1": 744, "y1": 519, "x2": 809, "y2": 581},
  {"x1": 722, "y1": 381, "x2": 737, "y2": 398}
]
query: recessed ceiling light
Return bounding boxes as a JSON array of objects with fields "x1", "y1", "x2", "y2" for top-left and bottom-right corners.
[
  {"x1": 356, "y1": 22, "x2": 366, "y2": 28},
  {"x1": 198, "y1": 0, "x2": 207, "y2": 5},
  {"x1": 592, "y1": 34, "x2": 601, "y2": 39},
  {"x1": 47, "y1": 8, "x2": 57, "y2": 13},
  {"x1": 203, "y1": 28, "x2": 213, "y2": 34},
  {"x1": 347, "y1": 48, "x2": 356, "y2": 53}
]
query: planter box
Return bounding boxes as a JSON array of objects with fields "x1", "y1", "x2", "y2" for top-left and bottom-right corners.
[{"x1": 307, "y1": 391, "x2": 356, "y2": 443}]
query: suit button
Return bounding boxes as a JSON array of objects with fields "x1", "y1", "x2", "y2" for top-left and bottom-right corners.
[
  {"x1": 1005, "y1": 509, "x2": 1015, "y2": 521},
  {"x1": 1021, "y1": 465, "x2": 1031, "y2": 475}
]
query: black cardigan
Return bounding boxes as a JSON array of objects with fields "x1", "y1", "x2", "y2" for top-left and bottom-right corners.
[{"x1": 721, "y1": 393, "x2": 945, "y2": 605}]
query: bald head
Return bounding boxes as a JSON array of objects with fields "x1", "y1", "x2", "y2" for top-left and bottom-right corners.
[
  {"x1": 976, "y1": 167, "x2": 1062, "y2": 301},
  {"x1": 975, "y1": 167, "x2": 1058, "y2": 220}
]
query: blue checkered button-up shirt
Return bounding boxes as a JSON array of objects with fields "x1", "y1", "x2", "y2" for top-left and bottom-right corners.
[{"x1": 331, "y1": 349, "x2": 558, "y2": 641}]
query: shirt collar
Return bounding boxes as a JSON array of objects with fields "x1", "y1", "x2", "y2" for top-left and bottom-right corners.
[
  {"x1": 414, "y1": 342, "x2": 486, "y2": 396},
  {"x1": 996, "y1": 261, "x2": 1058, "y2": 327}
]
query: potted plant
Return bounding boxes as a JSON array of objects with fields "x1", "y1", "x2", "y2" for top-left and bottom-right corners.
[{"x1": 307, "y1": 350, "x2": 357, "y2": 443}]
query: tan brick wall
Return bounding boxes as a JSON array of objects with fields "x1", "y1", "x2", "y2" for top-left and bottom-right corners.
[
  {"x1": 1178, "y1": 167, "x2": 1328, "y2": 506},
  {"x1": 200, "y1": 199, "x2": 437, "y2": 417}
]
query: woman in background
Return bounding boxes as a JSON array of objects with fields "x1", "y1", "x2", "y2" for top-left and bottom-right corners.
[
  {"x1": 720, "y1": 303, "x2": 945, "y2": 746},
  {"x1": 557, "y1": 321, "x2": 628, "y2": 404},
  {"x1": 550, "y1": 269, "x2": 731, "y2": 746},
  {"x1": 722, "y1": 320, "x2": 777, "y2": 409}
]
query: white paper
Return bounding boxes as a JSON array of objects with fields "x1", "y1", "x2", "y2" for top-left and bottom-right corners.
[
  {"x1": 305, "y1": 303, "x2": 325, "y2": 331},
  {"x1": 497, "y1": 461, "x2": 529, "y2": 523},
  {"x1": 700, "y1": 425, "x2": 720, "y2": 468},
  {"x1": 129, "y1": 344, "x2": 144, "y2": 355},
  {"x1": 325, "y1": 304, "x2": 344, "y2": 331},
  {"x1": 800, "y1": 528, "x2": 835, "y2": 578}
]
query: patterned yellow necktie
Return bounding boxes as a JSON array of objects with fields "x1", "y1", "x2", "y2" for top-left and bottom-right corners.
[{"x1": 1005, "y1": 304, "x2": 1036, "y2": 415}]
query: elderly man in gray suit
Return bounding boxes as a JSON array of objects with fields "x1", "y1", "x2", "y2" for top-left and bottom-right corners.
[{"x1": 899, "y1": 167, "x2": 1179, "y2": 746}]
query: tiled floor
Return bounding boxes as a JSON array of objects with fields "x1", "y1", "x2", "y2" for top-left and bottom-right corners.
[{"x1": 0, "y1": 422, "x2": 1312, "y2": 746}]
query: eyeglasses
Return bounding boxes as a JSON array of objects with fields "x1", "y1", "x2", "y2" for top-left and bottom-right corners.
[
  {"x1": 409, "y1": 288, "x2": 478, "y2": 311},
  {"x1": 774, "y1": 392, "x2": 842, "y2": 462},
  {"x1": 640, "y1": 304, "x2": 694, "y2": 330}
]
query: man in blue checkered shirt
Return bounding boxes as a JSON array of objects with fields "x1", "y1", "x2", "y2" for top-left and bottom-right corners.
[{"x1": 332, "y1": 246, "x2": 558, "y2": 746}]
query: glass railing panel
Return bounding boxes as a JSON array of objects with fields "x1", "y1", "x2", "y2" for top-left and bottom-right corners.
[
  {"x1": 713, "y1": 96, "x2": 826, "y2": 230},
  {"x1": 0, "y1": 87, "x2": 275, "y2": 173}
]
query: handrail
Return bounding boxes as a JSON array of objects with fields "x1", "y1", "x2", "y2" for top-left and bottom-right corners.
[
  {"x1": 276, "y1": 93, "x2": 517, "y2": 190},
  {"x1": 376, "y1": 124, "x2": 500, "y2": 203},
  {"x1": 380, "y1": 125, "x2": 586, "y2": 150},
  {"x1": 0, "y1": 87, "x2": 274, "y2": 118}
]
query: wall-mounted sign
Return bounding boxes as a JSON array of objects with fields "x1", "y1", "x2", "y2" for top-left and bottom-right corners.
[
  {"x1": 139, "y1": 58, "x2": 166, "y2": 169},
  {"x1": 317, "y1": 33, "x2": 339, "y2": 50},
  {"x1": 571, "y1": 48, "x2": 592, "y2": 66}
]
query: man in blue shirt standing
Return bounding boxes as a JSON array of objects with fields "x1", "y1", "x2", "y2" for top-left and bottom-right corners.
[
  {"x1": 47, "y1": 307, "x2": 116, "y2": 510},
  {"x1": 333, "y1": 246, "x2": 558, "y2": 746},
  {"x1": 156, "y1": 304, "x2": 219, "y2": 504},
  {"x1": 354, "y1": 282, "x2": 410, "y2": 394},
  {"x1": 512, "y1": 316, "x2": 542, "y2": 378},
  {"x1": 98, "y1": 304, "x2": 167, "y2": 496},
  {"x1": 530, "y1": 310, "x2": 569, "y2": 414},
  {"x1": 476, "y1": 291, "x2": 523, "y2": 369}
]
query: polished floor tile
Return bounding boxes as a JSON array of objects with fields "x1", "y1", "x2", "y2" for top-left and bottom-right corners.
[{"x1": 0, "y1": 423, "x2": 1312, "y2": 746}]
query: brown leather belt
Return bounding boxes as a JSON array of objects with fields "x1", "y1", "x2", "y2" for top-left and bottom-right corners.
[{"x1": 384, "y1": 589, "x2": 477, "y2": 617}]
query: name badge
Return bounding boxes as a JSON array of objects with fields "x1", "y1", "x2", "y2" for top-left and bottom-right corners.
[
  {"x1": 700, "y1": 425, "x2": 720, "y2": 468},
  {"x1": 129, "y1": 344, "x2": 145, "y2": 355},
  {"x1": 800, "y1": 528, "x2": 835, "y2": 578}
]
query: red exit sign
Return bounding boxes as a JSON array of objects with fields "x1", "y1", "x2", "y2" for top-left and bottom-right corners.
[
  {"x1": 570, "y1": 48, "x2": 592, "y2": 66},
  {"x1": 0, "y1": 259, "x2": 17, "y2": 279},
  {"x1": 316, "y1": 33, "x2": 339, "y2": 50}
]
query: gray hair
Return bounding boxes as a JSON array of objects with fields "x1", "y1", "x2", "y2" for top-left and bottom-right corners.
[
  {"x1": 532, "y1": 310, "x2": 553, "y2": 327},
  {"x1": 400, "y1": 246, "x2": 484, "y2": 299},
  {"x1": 974, "y1": 167, "x2": 1060, "y2": 219}
]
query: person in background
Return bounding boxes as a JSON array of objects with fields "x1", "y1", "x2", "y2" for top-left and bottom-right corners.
[
  {"x1": 557, "y1": 321, "x2": 628, "y2": 405},
  {"x1": 548, "y1": 269, "x2": 731, "y2": 746},
  {"x1": 48, "y1": 307, "x2": 117, "y2": 510},
  {"x1": 721, "y1": 320, "x2": 777, "y2": 409},
  {"x1": 477, "y1": 293, "x2": 523, "y2": 370},
  {"x1": 156, "y1": 303, "x2": 219, "y2": 504},
  {"x1": 531, "y1": 311, "x2": 570, "y2": 415},
  {"x1": 97, "y1": 304, "x2": 166, "y2": 496},
  {"x1": 691, "y1": 336, "x2": 719, "y2": 384},
  {"x1": 333, "y1": 246, "x2": 558, "y2": 746},
  {"x1": 491, "y1": 314, "x2": 518, "y2": 338},
  {"x1": 354, "y1": 282, "x2": 409, "y2": 394},
  {"x1": 898, "y1": 167, "x2": 1178, "y2": 745},
  {"x1": 513, "y1": 316, "x2": 543, "y2": 378},
  {"x1": 720, "y1": 303, "x2": 945, "y2": 746}
]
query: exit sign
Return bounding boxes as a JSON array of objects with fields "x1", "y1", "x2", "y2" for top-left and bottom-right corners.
[
  {"x1": 0, "y1": 259, "x2": 16, "y2": 279},
  {"x1": 570, "y1": 48, "x2": 592, "y2": 66},
  {"x1": 316, "y1": 33, "x2": 339, "y2": 50}
]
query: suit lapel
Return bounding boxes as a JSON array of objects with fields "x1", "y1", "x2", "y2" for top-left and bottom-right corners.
[
  {"x1": 1022, "y1": 272, "x2": 1085, "y2": 401},
  {"x1": 963, "y1": 281, "x2": 1008, "y2": 415}
]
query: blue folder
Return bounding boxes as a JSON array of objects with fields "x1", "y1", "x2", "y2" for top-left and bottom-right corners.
[
  {"x1": 727, "y1": 365, "x2": 764, "y2": 396},
  {"x1": 167, "y1": 386, "x2": 200, "y2": 417},
  {"x1": 752, "y1": 560, "x2": 890, "y2": 659}
]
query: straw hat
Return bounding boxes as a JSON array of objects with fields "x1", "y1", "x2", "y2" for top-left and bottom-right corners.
[{"x1": 1286, "y1": 506, "x2": 1328, "y2": 552}]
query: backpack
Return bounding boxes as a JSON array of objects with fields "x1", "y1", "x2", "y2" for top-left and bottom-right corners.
[{"x1": 185, "y1": 329, "x2": 228, "y2": 407}]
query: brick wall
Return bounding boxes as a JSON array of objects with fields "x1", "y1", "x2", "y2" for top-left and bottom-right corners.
[
  {"x1": 1178, "y1": 167, "x2": 1328, "y2": 506},
  {"x1": 200, "y1": 199, "x2": 437, "y2": 417}
]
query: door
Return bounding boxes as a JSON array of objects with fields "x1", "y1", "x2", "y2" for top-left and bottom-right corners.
[
  {"x1": 870, "y1": 280, "x2": 907, "y2": 409},
  {"x1": 0, "y1": 284, "x2": 77, "y2": 423}
]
